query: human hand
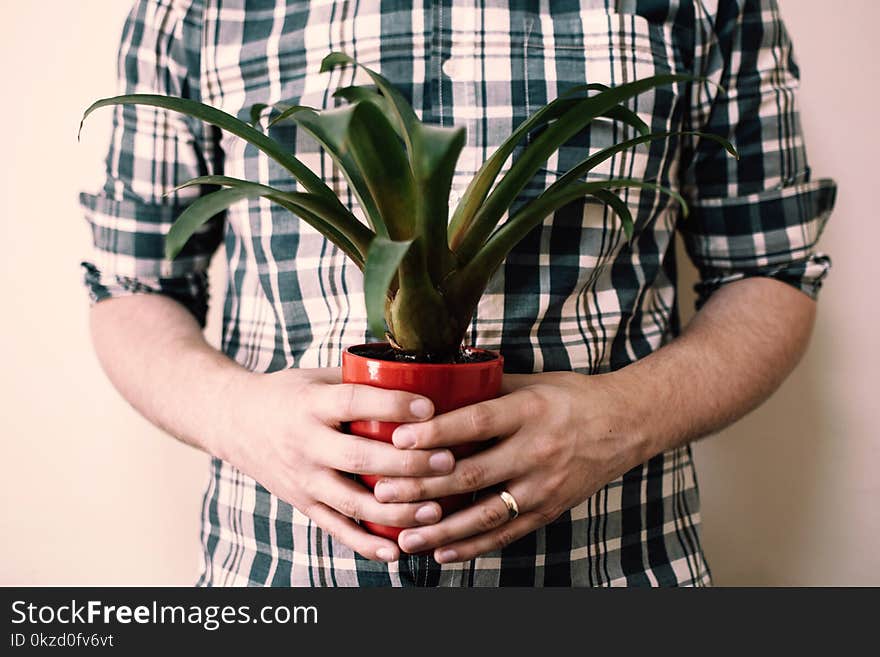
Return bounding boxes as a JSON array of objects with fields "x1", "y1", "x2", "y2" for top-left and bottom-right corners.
[
  {"x1": 372, "y1": 371, "x2": 652, "y2": 563},
  {"x1": 214, "y1": 367, "x2": 456, "y2": 563}
]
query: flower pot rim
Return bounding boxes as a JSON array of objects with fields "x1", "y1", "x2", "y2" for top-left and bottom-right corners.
[{"x1": 344, "y1": 342, "x2": 503, "y2": 370}]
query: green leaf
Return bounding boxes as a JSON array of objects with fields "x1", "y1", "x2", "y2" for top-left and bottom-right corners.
[
  {"x1": 465, "y1": 177, "x2": 688, "y2": 285},
  {"x1": 591, "y1": 189, "x2": 634, "y2": 240},
  {"x1": 288, "y1": 106, "x2": 388, "y2": 237},
  {"x1": 249, "y1": 103, "x2": 270, "y2": 128},
  {"x1": 453, "y1": 73, "x2": 697, "y2": 262},
  {"x1": 447, "y1": 82, "x2": 648, "y2": 246},
  {"x1": 364, "y1": 238, "x2": 413, "y2": 339},
  {"x1": 165, "y1": 188, "x2": 248, "y2": 261},
  {"x1": 332, "y1": 85, "x2": 404, "y2": 139},
  {"x1": 80, "y1": 94, "x2": 338, "y2": 203},
  {"x1": 551, "y1": 130, "x2": 738, "y2": 192},
  {"x1": 344, "y1": 100, "x2": 416, "y2": 240},
  {"x1": 601, "y1": 105, "x2": 650, "y2": 137},
  {"x1": 411, "y1": 122, "x2": 466, "y2": 282},
  {"x1": 320, "y1": 52, "x2": 355, "y2": 73},
  {"x1": 266, "y1": 104, "x2": 312, "y2": 127},
  {"x1": 169, "y1": 175, "x2": 374, "y2": 267},
  {"x1": 321, "y1": 52, "x2": 420, "y2": 155}
]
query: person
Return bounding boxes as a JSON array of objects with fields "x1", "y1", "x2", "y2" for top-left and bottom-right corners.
[{"x1": 81, "y1": 0, "x2": 835, "y2": 587}]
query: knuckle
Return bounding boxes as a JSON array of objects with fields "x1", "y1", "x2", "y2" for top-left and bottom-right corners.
[
  {"x1": 395, "y1": 392, "x2": 416, "y2": 416},
  {"x1": 537, "y1": 506, "x2": 562, "y2": 525},
  {"x1": 457, "y1": 461, "x2": 487, "y2": 490},
  {"x1": 532, "y1": 434, "x2": 560, "y2": 461},
  {"x1": 547, "y1": 471, "x2": 568, "y2": 493},
  {"x1": 297, "y1": 472, "x2": 319, "y2": 500},
  {"x1": 276, "y1": 441, "x2": 299, "y2": 469},
  {"x1": 337, "y1": 496, "x2": 360, "y2": 521},
  {"x1": 401, "y1": 450, "x2": 423, "y2": 476},
  {"x1": 336, "y1": 383, "x2": 358, "y2": 419},
  {"x1": 494, "y1": 529, "x2": 516, "y2": 551},
  {"x1": 301, "y1": 500, "x2": 319, "y2": 520},
  {"x1": 468, "y1": 404, "x2": 494, "y2": 435},
  {"x1": 298, "y1": 383, "x2": 320, "y2": 415},
  {"x1": 399, "y1": 480, "x2": 426, "y2": 502},
  {"x1": 387, "y1": 506, "x2": 415, "y2": 527},
  {"x1": 341, "y1": 445, "x2": 370, "y2": 473},
  {"x1": 415, "y1": 422, "x2": 436, "y2": 447},
  {"x1": 479, "y1": 503, "x2": 506, "y2": 530},
  {"x1": 520, "y1": 388, "x2": 549, "y2": 416}
]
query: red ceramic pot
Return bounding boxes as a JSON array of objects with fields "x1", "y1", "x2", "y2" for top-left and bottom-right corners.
[{"x1": 342, "y1": 343, "x2": 504, "y2": 541}]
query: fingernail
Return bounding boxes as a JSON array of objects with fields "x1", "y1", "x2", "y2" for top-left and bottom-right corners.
[
  {"x1": 376, "y1": 547, "x2": 398, "y2": 562},
  {"x1": 410, "y1": 398, "x2": 433, "y2": 420},
  {"x1": 401, "y1": 534, "x2": 426, "y2": 552},
  {"x1": 435, "y1": 548, "x2": 458, "y2": 563},
  {"x1": 415, "y1": 504, "x2": 440, "y2": 524},
  {"x1": 393, "y1": 425, "x2": 417, "y2": 448},
  {"x1": 429, "y1": 451, "x2": 454, "y2": 473},
  {"x1": 374, "y1": 481, "x2": 397, "y2": 502}
]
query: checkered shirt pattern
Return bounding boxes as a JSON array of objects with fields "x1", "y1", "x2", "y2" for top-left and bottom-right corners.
[{"x1": 81, "y1": 0, "x2": 835, "y2": 586}]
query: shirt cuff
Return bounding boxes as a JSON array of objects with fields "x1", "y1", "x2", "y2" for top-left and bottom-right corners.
[
  {"x1": 692, "y1": 253, "x2": 831, "y2": 308},
  {"x1": 81, "y1": 262, "x2": 211, "y2": 327},
  {"x1": 680, "y1": 178, "x2": 836, "y2": 306}
]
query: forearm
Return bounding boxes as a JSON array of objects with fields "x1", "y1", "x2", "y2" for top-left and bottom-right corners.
[
  {"x1": 618, "y1": 276, "x2": 817, "y2": 458},
  {"x1": 89, "y1": 294, "x2": 251, "y2": 459}
]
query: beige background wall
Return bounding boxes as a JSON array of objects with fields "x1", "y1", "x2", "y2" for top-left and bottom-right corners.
[{"x1": 1, "y1": 1, "x2": 876, "y2": 585}]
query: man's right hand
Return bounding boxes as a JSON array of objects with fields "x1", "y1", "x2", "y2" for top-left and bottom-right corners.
[
  {"x1": 90, "y1": 295, "x2": 446, "y2": 563},
  {"x1": 214, "y1": 367, "x2": 453, "y2": 563}
]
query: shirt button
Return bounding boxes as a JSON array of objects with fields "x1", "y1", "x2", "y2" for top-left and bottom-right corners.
[{"x1": 442, "y1": 58, "x2": 459, "y2": 79}]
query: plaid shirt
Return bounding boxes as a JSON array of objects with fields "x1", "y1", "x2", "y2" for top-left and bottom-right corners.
[{"x1": 81, "y1": 0, "x2": 835, "y2": 587}]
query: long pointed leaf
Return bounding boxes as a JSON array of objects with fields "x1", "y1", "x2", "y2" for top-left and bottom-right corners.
[
  {"x1": 251, "y1": 102, "x2": 303, "y2": 128},
  {"x1": 550, "y1": 130, "x2": 738, "y2": 193},
  {"x1": 344, "y1": 101, "x2": 416, "y2": 240},
  {"x1": 287, "y1": 106, "x2": 388, "y2": 237},
  {"x1": 80, "y1": 94, "x2": 337, "y2": 202},
  {"x1": 590, "y1": 189, "x2": 635, "y2": 240},
  {"x1": 249, "y1": 103, "x2": 270, "y2": 128},
  {"x1": 453, "y1": 73, "x2": 697, "y2": 262},
  {"x1": 321, "y1": 52, "x2": 419, "y2": 155},
  {"x1": 463, "y1": 178, "x2": 688, "y2": 288},
  {"x1": 170, "y1": 175, "x2": 373, "y2": 266},
  {"x1": 447, "y1": 83, "x2": 649, "y2": 245},
  {"x1": 364, "y1": 238, "x2": 413, "y2": 339},
  {"x1": 332, "y1": 85, "x2": 405, "y2": 139},
  {"x1": 166, "y1": 188, "x2": 249, "y2": 261},
  {"x1": 601, "y1": 105, "x2": 650, "y2": 137},
  {"x1": 266, "y1": 103, "x2": 313, "y2": 127},
  {"x1": 411, "y1": 122, "x2": 466, "y2": 282}
]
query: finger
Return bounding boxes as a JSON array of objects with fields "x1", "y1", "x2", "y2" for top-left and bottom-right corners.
[
  {"x1": 310, "y1": 427, "x2": 455, "y2": 477},
  {"x1": 432, "y1": 512, "x2": 545, "y2": 564},
  {"x1": 317, "y1": 471, "x2": 443, "y2": 528},
  {"x1": 311, "y1": 383, "x2": 435, "y2": 424},
  {"x1": 374, "y1": 438, "x2": 523, "y2": 502},
  {"x1": 304, "y1": 500, "x2": 401, "y2": 562},
  {"x1": 396, "y1": 484, "x2": 528, "y2": 554},
  {"x1": 391, "y1": 394, "x2": 525, "y2": 449}
]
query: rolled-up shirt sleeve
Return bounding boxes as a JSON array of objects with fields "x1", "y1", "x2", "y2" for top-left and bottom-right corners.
[
  {"x1": 80, "y1": 0, "x2": 223, "y2": 326},
  {"x1": 678, "y1": 0, "x2": 835, "y2": 308}
]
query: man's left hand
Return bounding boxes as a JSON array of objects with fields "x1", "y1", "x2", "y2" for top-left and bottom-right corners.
[{"x1": 372, "y1": 371, "x2": 653, "y2": 563}]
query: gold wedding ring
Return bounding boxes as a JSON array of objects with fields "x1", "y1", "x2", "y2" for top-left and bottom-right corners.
[{"x1": 499, "y1": 490, "x2": 520, "y2": 521}]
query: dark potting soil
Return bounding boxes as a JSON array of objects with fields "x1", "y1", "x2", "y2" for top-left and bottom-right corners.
[{"x1": 349, "y1": 343, "x2": 497, "y2": 364}]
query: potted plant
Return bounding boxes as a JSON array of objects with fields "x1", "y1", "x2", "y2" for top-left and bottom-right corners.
[{"x1": 81, "y1": 52, "x2": 736, "y2": 540}]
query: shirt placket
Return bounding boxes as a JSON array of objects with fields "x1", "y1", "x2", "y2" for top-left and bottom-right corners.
[{"x1": 406, "y1": 0, "x2": 482, "y2": 584}]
